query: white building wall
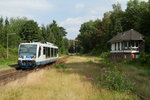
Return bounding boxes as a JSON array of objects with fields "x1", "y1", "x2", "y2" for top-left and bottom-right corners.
[
  {"x1": 111, "y1": 44, "x2": 115, "y2": 51},
  {"x1": 120, "y1": 42, "x2": 122, "y2": 50}
]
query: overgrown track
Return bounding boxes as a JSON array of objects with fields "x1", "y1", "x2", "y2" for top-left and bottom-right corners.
[{"x1": 0, "y1": 55, "x2": 70, "y2": 86}]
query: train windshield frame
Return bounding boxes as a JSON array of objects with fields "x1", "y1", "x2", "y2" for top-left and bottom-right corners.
[{"x1": 19, "y1": 44, "x2": 37, "y2": 56}]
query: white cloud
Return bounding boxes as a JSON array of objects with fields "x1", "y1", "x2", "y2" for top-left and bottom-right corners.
[
  {"x1": 75, "y1": 3, "x2": 85, "y2": 13},
  {"x1": 75, "y1": 3, "x2": 85, "y2": 9},
  {"x1": 60, "y1": 16, "x2": 102, "y2": 39},
  {"x1": 0, "y1": 0, "x2": 55, "y2": 18},
  {"x1": 89, "y1": 7, "x2": 111, "y2": 15}
]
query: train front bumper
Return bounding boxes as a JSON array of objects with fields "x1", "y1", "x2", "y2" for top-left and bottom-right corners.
[{"x1": 18, "y1": 60, "x2": 36, "y2": 68}]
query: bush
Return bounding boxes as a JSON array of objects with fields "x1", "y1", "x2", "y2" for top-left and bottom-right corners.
[
  {"x1": 99, "y1": 68, "x2": 134, "y2": 92},
  {"x1": 138, "y1": 52, "x2": 150, "y2": 66},
  {"x1": 54, "y1": 64, "x2": 66, "y2": 69},
  {"x1": 89, "y1": 49, "x2": 101, "y2": 56},
  {"x1": 100, "y1": 52, "x2": 110, "y2": 62}
]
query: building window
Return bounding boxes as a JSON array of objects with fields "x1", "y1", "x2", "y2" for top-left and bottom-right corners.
[
  {"x1": 125, "y1": 42, "x2": 127, "y2": 47},
  {"x1": 122, "y1": 42, "x2": 124, "y2": 50},
  {"x1": 115, "y1": 43, "x2": 116, "y2": 50},
  {"x1": 118, "y1": 42, "x2": 120, "y2": 50},
  {"x1": 128, "y1": 42, "x2": 131, "y2": 48},
  {"x1": 136, "y1": 41, "x2": 139, "y2": 47},
  {"x1": 132, "y1": 42, "x2": 134, "y2": 47}
]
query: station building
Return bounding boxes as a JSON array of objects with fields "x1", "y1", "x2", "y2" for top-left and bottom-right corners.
[{"x1": 108, "y1": 29, "x2": 145, "y2": 62}]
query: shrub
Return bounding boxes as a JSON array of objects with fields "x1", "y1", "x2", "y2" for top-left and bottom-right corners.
[
  {"x1": 138, "y1": 52, "x2": 150, "y2": 66},
  {"x1": 90, "y1": 49, "x2": 101, "y2": 56},
  {"x1": 100, "y1": 52, "x2": 110, "y2": 62},
  {"x1": 54, "y1": 64, "x2": 66, "y2": 69},
  {"x1": 99, "y1": 68, "x2": 134, "y2": 92}
]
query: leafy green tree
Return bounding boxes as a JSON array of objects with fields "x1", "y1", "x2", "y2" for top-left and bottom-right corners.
[
  {"x1": 0, "y1": 17, "x2": 4, "y2": 46},
  {"x1": 109, "y1": 3, "x2": 123, "y2": 37},
  {"x1": 63, "y1": 38, "x2": 70, "y2": 51},
  {"x1": 20, "y1": 20, "x2": 40, "y2": 42},
  {"x1": 9, "y1": 17, "x2": 28, "y2": 47},
  {"x1": 59, "y1": 27, "x2": 67, "y2": 37},
  {"x1": 50, "y1": 20, "x2": 63, "y2": 50},
  {"x1": 2, "y1": 17, "x2": 11, "y2": 47}
]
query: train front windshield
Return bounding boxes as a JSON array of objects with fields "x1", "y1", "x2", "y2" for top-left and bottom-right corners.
[{"x1": 19, "y1": 44, "x2": 37, "y2": 57}]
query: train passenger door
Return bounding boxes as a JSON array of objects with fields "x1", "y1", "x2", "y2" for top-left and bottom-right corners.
[
  {"x1": 38, "y1": 46, "x2": 41, "y2": 58},
  {"x1": 43, "y1": 47, "x2": 46, "y2": 59}
]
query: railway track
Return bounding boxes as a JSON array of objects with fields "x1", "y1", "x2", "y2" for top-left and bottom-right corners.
[{"x1": 0, "y1": 55, "x2": 70, "y2": 86}]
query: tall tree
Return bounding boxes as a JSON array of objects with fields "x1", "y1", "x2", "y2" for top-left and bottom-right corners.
[
  {"x1": 50, "y1": 20, "x2": 63, "y2": 49},
  {"x1": 0, "y1": 17, "x2": 3, "y2": 46},
  {"x1": 2, "y1": 17, "x2": 11, "y2": 47},
  {"x1": 20, "y1": 20, "x2": 40, "y2": 42}
]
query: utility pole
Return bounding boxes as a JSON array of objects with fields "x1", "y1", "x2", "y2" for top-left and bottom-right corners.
[{"x1": 7, "y1": 33, "x2": 16, "y2": 59}]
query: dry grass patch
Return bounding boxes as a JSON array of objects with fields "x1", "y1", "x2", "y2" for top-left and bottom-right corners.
[{"x1": 0, "y1": 56, "x2": 139, "y2": 100}]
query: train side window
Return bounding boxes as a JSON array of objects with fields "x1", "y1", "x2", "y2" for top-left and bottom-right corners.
[
  {"x1": 57, "y1": 49, "x2": 58, "y2": 54},
  {"x1": 48, "y1": 47, "x2": 50, "y2": 58},
  {"x1": 43, "y1": 47, "x2": 46, "y2": 55},
  {"x1": 56, "y1": 49, "x2": 58, "y2": 56},
  {"x1": 38, "y1": 46, "x2": 41, "y2": 57},
  {"x1": 54, "y1": 48, "x2": 55, "y2": 57},
  {"x1": 55, "y1": 49, "x2": 57, "y2": 57},
  {"x1": 46, "y1": 47, "x2": 48, "y2": 58},
  {"x1": 51, "y1": 48, "x2": 53, "y2": 57}
]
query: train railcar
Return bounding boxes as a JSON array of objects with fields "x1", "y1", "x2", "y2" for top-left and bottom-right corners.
[{"x1": 18, "y1": 42, "x2": 58, "y2": 69}]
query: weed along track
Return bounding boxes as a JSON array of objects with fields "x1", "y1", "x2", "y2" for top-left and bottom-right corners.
[{"x1": 0, "y1": 55, "x2": 70, "y2": 86}]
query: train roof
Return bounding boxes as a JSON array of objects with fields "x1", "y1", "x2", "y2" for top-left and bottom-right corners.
[{"x1": 19, "y1": 42, "x2": 58, "y2": 48}]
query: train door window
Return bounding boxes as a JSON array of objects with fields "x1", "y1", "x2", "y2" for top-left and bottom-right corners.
[{"x1": 38, "y1": 46, "x2": 41, "y2": 57}]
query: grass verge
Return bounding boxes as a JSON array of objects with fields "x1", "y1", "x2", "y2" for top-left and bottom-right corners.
[{"x1": 0, "y1": 56, "x2": 139, "y2": 100}]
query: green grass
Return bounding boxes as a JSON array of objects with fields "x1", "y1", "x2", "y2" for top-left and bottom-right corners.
[
  {"x1": 0, "y1": 56, "x2": 139, "y2": 100},
  {"x1": 123, "y1": 60, "x2": 150, "y2": 76},
  {"x1": 0, "y1": 46, "x2": 18, "y2": 69},
  {"x1": 0, "y1": 59, "x2": 17, "y2": 69},
  {"x1": 118, "y1": 64, "x2": 150, "y2": 100},
  {"x1": 98, "y1": 57, "x2": 150, "y2": 100},
  {"x1": 0, "y1": 55, "x2": 149, "y2": 100}
]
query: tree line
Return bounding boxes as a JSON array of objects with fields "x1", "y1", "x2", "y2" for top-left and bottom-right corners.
[
  {"x1": 0, "y1": 17, "x2": 72, "y2": 56},
  {"x1": 77, "y1": 0, "x2": 150, "y2": 54}
]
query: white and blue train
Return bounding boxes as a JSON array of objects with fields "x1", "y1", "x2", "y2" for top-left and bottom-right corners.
[{"x1": 18, "y1": 42, "x2": 58, "y2": 69}]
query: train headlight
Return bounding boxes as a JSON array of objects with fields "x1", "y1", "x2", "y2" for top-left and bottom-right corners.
[{"x1": 18, "y1": 56, "x2": 23, "y2": 58}]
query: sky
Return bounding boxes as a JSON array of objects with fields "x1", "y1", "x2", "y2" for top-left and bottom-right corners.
[{"x1": 0, "y1": 0, "x2": 148, "y2": 39}]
